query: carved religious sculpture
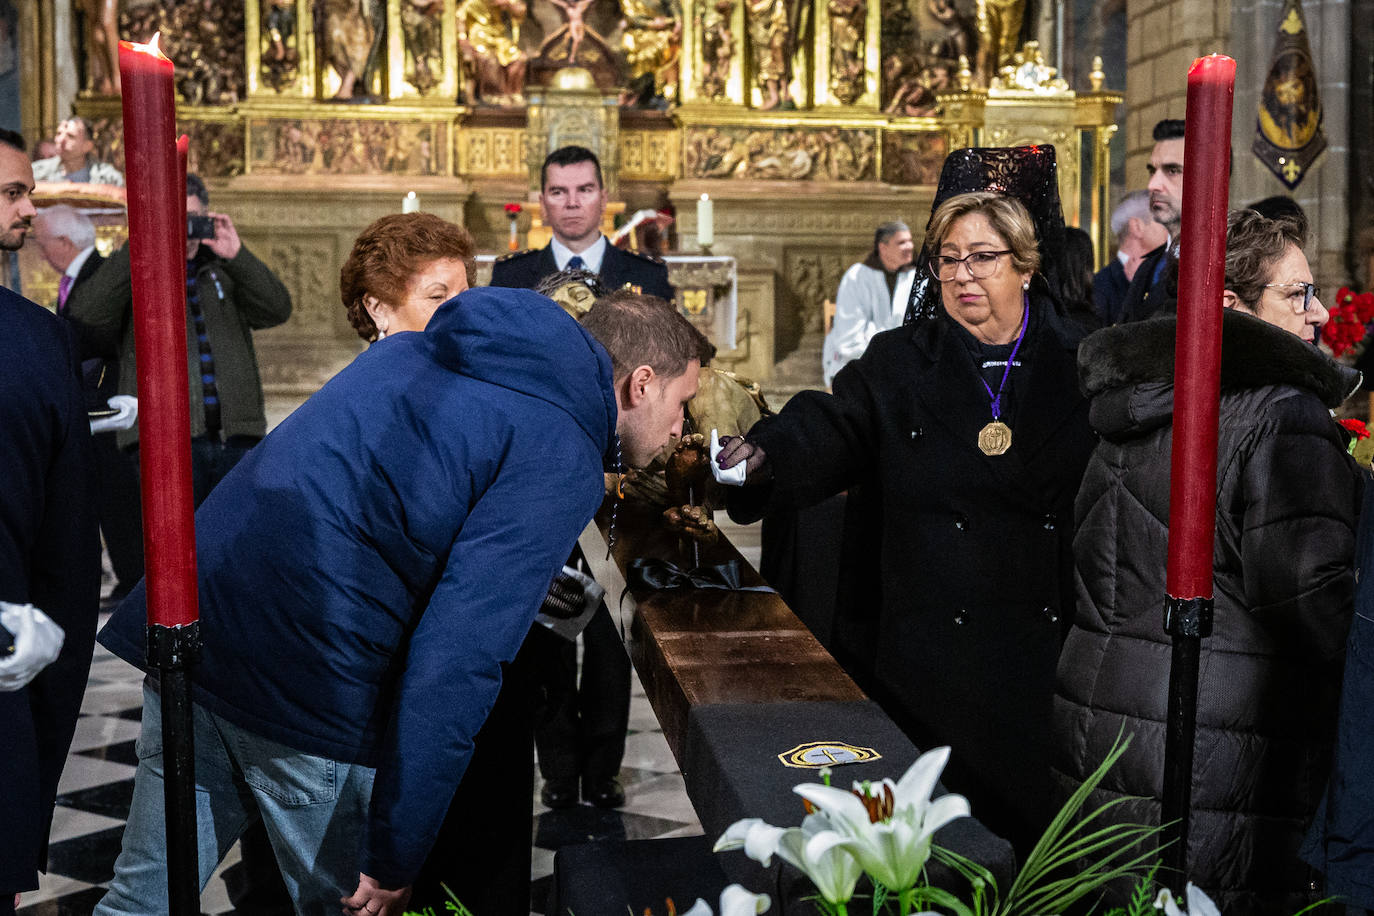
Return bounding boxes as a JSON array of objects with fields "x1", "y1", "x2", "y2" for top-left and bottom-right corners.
[
  {"x1": 826, "y1": 0, "x2": 864, "y2": 104},
  {"x1": 81, "y1": 0, "x2": 122, "y2": 94},
  {"x1": 317, "y1": 0, "x2": 381, "y2": 98},
  {"x1": 261, "y1": 0, "x2": 300, "y2": 90},
  {"x1": 538, "y1": 0, "x2": 615, "y2": 79},
  {"x1": 698, "y1": 0, "x2": 736, "y2": 100},
  {"x1": 745, "y1": 0, "x2": 790, "y2": 109},
  {"x1": 620, "y1": 0, "x2": 682, "y2": 105},
  {"x1": 457, "y1": 0, "x2": 527, "y2": 104},
  {"x1": 975, "y1": 0, "x2": 1024, "y2": 87},
  {"x1": 401, "y1": 0, "x2": 444, "y2": 92}
]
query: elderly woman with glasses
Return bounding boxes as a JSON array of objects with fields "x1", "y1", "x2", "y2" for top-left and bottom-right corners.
[
  {"x1": 718, "y1": 189, "x2": 1098, "y2": 853},
  {"x1": 1052, "y1": 208, "x2": 1359, "y2": 913}
]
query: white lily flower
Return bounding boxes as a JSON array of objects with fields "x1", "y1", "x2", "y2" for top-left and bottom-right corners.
[
  {"x1": 1153, "y1": 883, "x2": 1222, "y2": 916},
  {"x1": 715, "y1": 814, "x2": 862, "y2": 905},
  {"x1": 679, "y1": 884, "x2": 772, "y2": 916},
  {"x1": 793, "y1": 746, "x2": 970, "y2": 893}
]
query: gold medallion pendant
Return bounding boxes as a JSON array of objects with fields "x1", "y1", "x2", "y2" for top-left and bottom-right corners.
[{"x1": 978, "y1": 420, "x2": 1012, "y2": 456}]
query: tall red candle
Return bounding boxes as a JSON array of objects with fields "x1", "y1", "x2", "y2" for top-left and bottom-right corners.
[
  {"x1": 119, "y1": 35, "x2": 199, "y2": 628},
  {"x1": 1166, "y1": 54, "x2": 1235, "y2": 600}
]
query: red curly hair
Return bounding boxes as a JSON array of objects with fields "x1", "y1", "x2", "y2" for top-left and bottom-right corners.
[{"x1": 340, "y1": 213, "x2": 477, "y2": 341}]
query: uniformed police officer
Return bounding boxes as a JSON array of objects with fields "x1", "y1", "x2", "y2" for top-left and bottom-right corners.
[{"x1": 491, "y1": 144, "x2": 673, "y2": 300}]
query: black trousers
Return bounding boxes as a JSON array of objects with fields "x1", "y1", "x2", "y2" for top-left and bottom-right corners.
[
  {"x1": 410, "y1": 637, "x2": 542, "y2": 915},
  {"x1": 530, "y1": 598, "x2": 631, "y2": 783},
  {"x1": 93, "y1": 432, "x2": 143, "y2": 591}
]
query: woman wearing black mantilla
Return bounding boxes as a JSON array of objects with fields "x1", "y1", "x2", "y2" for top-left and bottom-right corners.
[{"x1": 718, "y1": 147, "x2": 1098, "y2": 853}]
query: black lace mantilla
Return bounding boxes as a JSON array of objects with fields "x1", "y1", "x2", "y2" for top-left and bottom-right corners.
[{"x1": 905, "y1": 145, "x2": 1070, "y2": 323}]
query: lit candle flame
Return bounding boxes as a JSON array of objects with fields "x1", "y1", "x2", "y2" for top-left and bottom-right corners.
[{"x1": 130, "y1": 31, "x2": 169, "y2": 60}]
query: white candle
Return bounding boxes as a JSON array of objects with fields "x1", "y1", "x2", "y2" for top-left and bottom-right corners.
[
  {"x1": 402, "y1": 191, "x2": 420, "y2": 214},
  {"x1": 697, "y1": 193, "x2": 714, "y2": 248}
]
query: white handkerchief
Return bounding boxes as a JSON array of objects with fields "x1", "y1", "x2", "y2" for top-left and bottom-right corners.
[{"x1": 710, "y1": 429, "x2": 747, "y2": 486}]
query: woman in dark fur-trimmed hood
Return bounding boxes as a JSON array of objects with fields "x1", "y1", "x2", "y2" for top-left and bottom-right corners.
[{"x1": 1051, "y1": 210, "x2": 1362, "y2": 914}]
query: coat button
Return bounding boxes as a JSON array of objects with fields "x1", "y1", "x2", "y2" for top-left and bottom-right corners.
[
  {"x1": 1042, "y1": 607, "x2": 1058, "y2": 623},
  {"x1": 954, "y1": 610, "x2": 966, "y2": 625},
  {"x1": 954, "y1": 513, "x2": 967, "y2": 531},
  {"x1": 910, "y1": 427, "x2": 923, "y2": 440},
  {"x1": 1042, "y1": 514, "x2": 1057, "y2": 531}
]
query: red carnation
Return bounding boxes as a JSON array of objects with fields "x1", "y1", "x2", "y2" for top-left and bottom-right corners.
[
  {"x1": 1340, "y1": 418, "x2": 1370, "y2": 439},
  {"x1": 1357, "y1": 292, "x2": 1374, "y2": 324},
  {"x1": 504, "y1": 202, "x2": 522, "y2": 215}
]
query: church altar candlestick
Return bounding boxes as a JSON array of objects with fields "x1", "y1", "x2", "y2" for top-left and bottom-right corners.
[
  {"x1": 119, "y1": 33, "x2": 199, "y2": 632},
  {"x1": 402, "y1": 191, "x2": 420, "y2": 213},
  {"x1": 1160, "y1": 51, "x2": 1235, "y2": 893},
  {"x1": 697, "y1": 193, "x2": 714, "y2": 249}
]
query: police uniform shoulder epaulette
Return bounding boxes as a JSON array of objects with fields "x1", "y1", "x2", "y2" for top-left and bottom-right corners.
[
  {"x1": 621, "y1": 248, "x2": 666, "y2": 265},
  {"x1": 495, "y1": 248, "x2": 539, "y2": 263}
]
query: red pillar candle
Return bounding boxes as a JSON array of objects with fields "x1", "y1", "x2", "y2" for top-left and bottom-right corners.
[
  {"x1": 1166, "y1": 54, "x2": 1235, "y2": 600},
  {"x1": 119, "y1": 35, "x2": 199, "y2": 628}
]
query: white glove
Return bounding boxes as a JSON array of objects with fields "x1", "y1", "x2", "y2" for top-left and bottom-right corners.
[
  {"x1": 0, "y1": 602, "x2": 66, "y2": 691},
  {"x1": 90, "y1": 395, "x2": 139, "y2": 434},
  {"x1": 710, "y1": 429, "x2": 747, "y2": 486}
]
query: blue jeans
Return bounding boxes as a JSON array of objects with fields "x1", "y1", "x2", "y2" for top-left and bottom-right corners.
[{"x1": 94, "y1": 682, "x2": 376, "y2": 916}]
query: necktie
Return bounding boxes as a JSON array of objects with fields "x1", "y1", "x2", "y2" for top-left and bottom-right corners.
[
  {"x1": 567, "y1": 255, "x2": 585, "y2": 271},
  {"x1": 57, "y1": 275, "x2": 73, "y2": 312}
]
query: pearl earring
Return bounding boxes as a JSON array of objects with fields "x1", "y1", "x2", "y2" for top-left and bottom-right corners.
[{"x1": 1022, "y1": 280, "x2": 1030, "y2": 290}]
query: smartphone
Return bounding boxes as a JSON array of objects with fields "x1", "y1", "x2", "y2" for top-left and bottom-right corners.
[{"x1": 188, "y1": 214, "x2": 216, "y2": 239}]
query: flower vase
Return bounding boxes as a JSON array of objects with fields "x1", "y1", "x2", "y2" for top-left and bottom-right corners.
[{"x1": 508, "y1": 217, "x2": 519, "y2": 251}]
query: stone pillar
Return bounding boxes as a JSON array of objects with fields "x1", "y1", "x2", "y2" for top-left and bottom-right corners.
[
  {"x1": 1123, "y1": 0, "x2": 1229, "y2": 193},
  {"x1": 1229, "y1": 0, "x2": 1350, "y2": 285}
]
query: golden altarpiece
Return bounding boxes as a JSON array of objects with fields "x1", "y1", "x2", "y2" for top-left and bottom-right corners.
[{"x1": 21, "y1": 0, "x2": 1120, "y2": 408}]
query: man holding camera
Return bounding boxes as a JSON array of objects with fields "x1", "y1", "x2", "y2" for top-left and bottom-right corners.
[{"x1": 67, "y1": 174, "x2": 292, "y2": 504}]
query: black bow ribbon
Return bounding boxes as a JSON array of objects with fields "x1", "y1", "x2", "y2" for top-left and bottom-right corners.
[{"x1": 627, "y1": 557, "x2": 776, "y2": 593}]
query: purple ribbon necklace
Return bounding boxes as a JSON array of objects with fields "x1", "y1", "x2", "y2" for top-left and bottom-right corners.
[{"x1": 976, "y1": 294, "x2": 1029, "y2": 456}]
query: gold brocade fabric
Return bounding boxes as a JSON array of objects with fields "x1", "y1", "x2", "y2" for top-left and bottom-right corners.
[{"x1": 459, "y1": 0, "x2": 523, "y2": 67}]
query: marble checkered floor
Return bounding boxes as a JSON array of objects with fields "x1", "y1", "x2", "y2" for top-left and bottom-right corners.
[{"x1": 20, "y1": 521, "x2": 759, "y2": 916}]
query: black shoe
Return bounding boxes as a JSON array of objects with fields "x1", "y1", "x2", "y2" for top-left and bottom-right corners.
[
  {"x1": 540, "y1": 777, "x2": 579, "y2": 809},
  {"x1": 583, "y1": 776, "x2": 625, "y2": 809}
]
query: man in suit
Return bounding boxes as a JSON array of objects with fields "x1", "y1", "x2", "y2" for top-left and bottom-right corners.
[
  {"x1": 66, "y1": 173, "x2": 292, "y2": 506},
  {"x1": 0, "y1": 128, "x2": 101, "y2": 916},
  {"x1": 1092, "y1": 190, "x2": 1169, "y2": 325},
  {"x1": 1119, "y1": 119, "x2": 1185, "y2": 322},
  {"x1": 491, "y1": 145, "x2": 673, "y2": 300},
  {"x1": 31, "y1": 205, "x2": 144, "y2": 603},
  {"x1": 490, "y1": 145, "x2": 670, "y2": 812}
]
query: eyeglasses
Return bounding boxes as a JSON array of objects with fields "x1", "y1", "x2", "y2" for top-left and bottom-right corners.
[
  {"x1": 929, "y1": 250, "x2": 1012, "y2": 282},
  {"x1": 1263, "y1": 282, "x2": 1321, "y2": 312}
]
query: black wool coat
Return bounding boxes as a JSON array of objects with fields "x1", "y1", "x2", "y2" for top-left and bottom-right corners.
[
  {"x1": 0, "y1": 287, "x2": 100, "y2": 892},
  {"x1": 1052, "y1": 311, "x2": 1361, "y2": 914},
  {"x1": 729, "y1": 298, "x2": 1098, "y2": 847}
]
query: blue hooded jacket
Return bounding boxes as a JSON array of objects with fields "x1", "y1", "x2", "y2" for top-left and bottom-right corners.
[{"x1": 99, "y1": 287, "x2": 616, "y2": 886}]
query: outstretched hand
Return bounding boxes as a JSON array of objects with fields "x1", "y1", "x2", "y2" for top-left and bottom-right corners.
[
  {"x1": 341, "y1": 874, "x2": 411, "y2": 916},
  {"x1": 714, "y1": 435, "x2": 770, "y2": 482}
]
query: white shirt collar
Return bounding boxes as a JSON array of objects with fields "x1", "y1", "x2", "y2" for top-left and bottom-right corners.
[
  {"x1": 551, "y1": 235, "x2": 607, "y2": 274},
  {"x1": 66, "y1": 245, "x2": 96, "y2": 281}
]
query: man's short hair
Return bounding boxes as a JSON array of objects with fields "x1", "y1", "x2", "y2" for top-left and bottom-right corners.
[
  {"x1": 1109, "y1": 190, "x2": 1153, "y2": 238},
  {"x1": 540, "y1": 146, "x2": 603, "y2": 191},
  {"x1": 0, "y1": 128, "x2": 25, "y2": 154},
  {"x1": 580, "y1": 290, "x2": 700, "y2": 381},
  {"x1": 874, "y1": 220, "x2": 909, "y2": 249},
  {"x1": 186, "y1": 173, "x2": 210, "y2": 207},
  {"x1": 63, "y1": 117, "x2": 94, "y2": 142},
  {"x1": 1153, "y1": 119, "x2": 1186, "y2": 142},
  {"x1": 36, "y1": 204, "x2": 96, "y2": 251}
]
